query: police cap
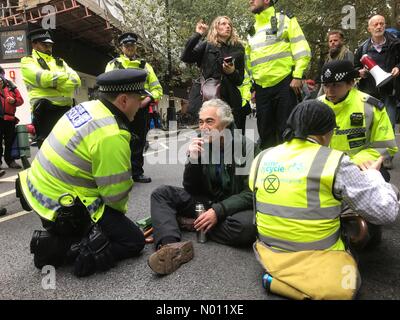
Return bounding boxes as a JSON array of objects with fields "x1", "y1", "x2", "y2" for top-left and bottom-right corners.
[
  {"x1": 118, "y1": 32, "x2": 138, "y2": 45},
  {"x1": 27, "y1": 28, "x2": 54, "y2": 44},
  {"x1": 96, "y1": 69, "x2": 151, "y2": 96},
  {"x1": 319, "y1": 60, "x2": 359, "y2": 83}
]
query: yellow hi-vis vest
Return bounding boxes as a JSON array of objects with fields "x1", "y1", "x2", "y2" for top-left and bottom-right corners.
[
  {"x1": 18, "y1": 100, "x2": 133, "y2": 223},
  {"x1": 105, "y1": 55, "x2": 163, "y2": 101},
  {"x1": 245, "y1": 6, "x2": 311, "y2": 88},
  {"x1": 249, "y1": 139, "x2": 345, "y2": 252},
  {"x1": 319, "y1": 88, "x2": 398, "y2": 165},
  {"x1": 21, "y1": 49, "x2": 81, "y2": 108}
]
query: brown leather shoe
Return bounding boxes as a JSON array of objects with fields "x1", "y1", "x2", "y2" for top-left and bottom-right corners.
[
  {"x1": 177, "y1": 216, "x2": 196, "y2": 232},
  {"x1": 148, "y1": 240, "x2": 194, "y2": 275}
]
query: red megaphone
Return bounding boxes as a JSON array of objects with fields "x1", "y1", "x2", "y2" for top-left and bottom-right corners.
[{"x1": 360, "y1": 54, "x2": 393, "y2": 88}]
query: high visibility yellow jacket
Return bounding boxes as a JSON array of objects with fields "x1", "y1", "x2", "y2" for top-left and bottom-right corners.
[
  {"x1": 18, "y1": 99, "x2": 133, "y2": 223},
  {"x1": 319, "y1": 88, "x2": 398, "y2": 165},
  {"x1": 105, "y1": 55, "x2": 163, "y2": 101},
  {"x1": 249, "y1": 139, "x2": 345, "y2": 252},
  {"x1": 21, "y1": 49, "x2": 81, "y2": 107},
  {"x1": 245, "y1": 6, "x2": 311, "y2": 88}
]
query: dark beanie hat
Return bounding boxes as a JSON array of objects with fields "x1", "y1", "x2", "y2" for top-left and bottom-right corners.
[{"x1": 283, "y1": 99, "x2": 337, "y2": 141}]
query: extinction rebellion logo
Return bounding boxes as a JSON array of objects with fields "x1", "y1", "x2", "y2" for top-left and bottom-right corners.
[{"x1": 264, "y1": 175, "x2": 280, "y2": 193}]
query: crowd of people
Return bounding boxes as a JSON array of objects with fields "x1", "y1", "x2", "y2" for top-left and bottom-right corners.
[{"x1": 1, "y1": 0, "x2": 399, "y2": 300}]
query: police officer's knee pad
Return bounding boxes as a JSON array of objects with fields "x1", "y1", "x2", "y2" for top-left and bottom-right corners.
[{"x1": 30, "y1": 230, "x2": 68, "y2": 269}]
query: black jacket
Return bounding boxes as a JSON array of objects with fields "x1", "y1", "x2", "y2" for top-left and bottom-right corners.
[
  {"x1": 354, "y1": 31, "x2": 400, "y2": 100},
  {"x1": 181, "y1": 33, "x2": 245, "y2": 114},
  {"x1": 183, "y1": 123, "x2": 258, "y2": 222}
]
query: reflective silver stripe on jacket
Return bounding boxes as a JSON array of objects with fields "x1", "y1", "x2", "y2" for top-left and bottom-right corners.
[
  {"x1": 149, "y1": 81, "x2": 160, "y2": 87},
  {"x1": 35, "y1": 71, "x2": 43, "y2": 86},
  {"x1": 66, "y1": 116, "x2": 116, "y2": 152},
  {"x1": 27, "y1": 177, "x2": 61, "y2": 212},
  {"x1": 95, "y1": 171, "x2": 132, "y2": 187},
  {"x1": 251, "y1": 51, "x2": 292, "y2": 67},
  {"x1": 36, "y1": 151, "x2": 97, "y2": 188},
  {"x1": 370, "y1": 140, "x2": 397, "y2": 149},
  {"x1": 102, "y1": 188, "x2": 131, "y2": 203},
  {"x1": 293, "y1": 50, "x2": 311, "y2": 60},
  {"x1": 47, "y1": 133, "x2": 92, "y2": 173},
  {"x1": 257, "y1": 147, "x2": 341, "y2": 220},
  {"x1": 259, "y1": 228, "x2": 341, "y2": 251},
  {"x1": 251, "y1": 38, "x2": 289, "y2": 50},
  {"x1": 257, "y1": 202, "x2": 341, "y2": 220},
  {"x1": 290, "y1": 35, "x2": 306, "y2": 43}
]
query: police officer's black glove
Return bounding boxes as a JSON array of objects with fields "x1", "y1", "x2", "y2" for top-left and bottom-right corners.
[{"x1": 73, "y1": 224, "x2": 115, "y2": 277}]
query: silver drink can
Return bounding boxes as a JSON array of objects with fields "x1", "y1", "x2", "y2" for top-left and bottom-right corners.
[{"x1": 195, "y1": 202, "x2": 207, "y2": 243}]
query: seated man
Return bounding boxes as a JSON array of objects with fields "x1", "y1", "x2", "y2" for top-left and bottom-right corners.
[
  {"x1": 250, "y1": 100, "x2": 399, "y2": 299},
  {"x1": 148, "y1": 99, "x2": 257, "y2": 275},
  {"x1": 16, "y1": 69, "x2": 147, "y2": 277},
  {"x1": 318, "y1": 60, "x2": 398, "y2": 177}
]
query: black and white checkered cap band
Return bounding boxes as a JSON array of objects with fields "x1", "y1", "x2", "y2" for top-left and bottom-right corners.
[
  {"x1": 31, "y1": 32, "x2": 52, "y2": 41},
  {"x1": 99, "y1": 81, "x2": 145, "y2": 92},
  {"x1": 334, "y1": 72, "x2": 348, "y2": 81}
]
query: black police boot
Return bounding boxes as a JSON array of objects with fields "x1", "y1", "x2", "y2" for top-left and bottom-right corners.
[{"x1": 30, "y1": 230, "x2": 69, "y2": 269}]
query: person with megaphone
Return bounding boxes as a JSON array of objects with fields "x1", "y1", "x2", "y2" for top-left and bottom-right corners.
[
  {"x1": 318, "y1": 59, "x2": 398, "y2": 248},
  {"x1": 354, "y1": 15, "x2": 400, "y2": 170}
]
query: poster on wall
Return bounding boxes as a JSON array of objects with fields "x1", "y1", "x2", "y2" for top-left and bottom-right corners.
[{"x1": 1, "y1": 30, "x2": 28, "y2": 60}]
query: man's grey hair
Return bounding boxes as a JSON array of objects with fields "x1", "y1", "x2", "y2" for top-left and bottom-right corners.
[{"x1": 199, "y1": 99, "x2": 234, "y2": 125}]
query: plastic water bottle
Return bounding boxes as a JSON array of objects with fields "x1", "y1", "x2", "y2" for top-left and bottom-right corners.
[{"x1": 195, "y1": 202, "x2": 207, "y2": 243}]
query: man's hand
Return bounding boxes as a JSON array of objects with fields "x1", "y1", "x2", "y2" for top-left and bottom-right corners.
[
  {"x1": 196, "y1": 20, "x2": 209, "y2": 36},
  {"x1": 6, "y1": 97, "x2": 15, "y2": 104},
  {"x1": 188, "y1": 137, "x2": 204, "y2": 159},
  {"x1": 359, "y1": 68, "x2": 368, "y2": 79},
  {"x1": 141, "y1": 97, "x2": 152, "y2": 109},
  {"x1": 290, "y1": 79, "x2": 302, "y2": 96},
  {"x1": 358, "y1": 156, "x2": 384, "y2": 171},
  {"x1": 392, "y1": 67, "x2": 400, "y2": 78},
  {"x1": 194, "y1": 208, "x2": 218, "y2": 233},
  {"x1": 222, "y1": 61, "x2": 235, "y2": 75}
]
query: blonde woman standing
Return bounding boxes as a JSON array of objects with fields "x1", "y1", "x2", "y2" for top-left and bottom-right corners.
[{"x1": 181, "y1": 16, "x2": 246, "y2": 131}]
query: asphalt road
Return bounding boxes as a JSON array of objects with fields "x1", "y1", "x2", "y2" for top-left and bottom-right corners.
[{"x1": 0, "y1": 117, "x2": 399, "y2": 300}]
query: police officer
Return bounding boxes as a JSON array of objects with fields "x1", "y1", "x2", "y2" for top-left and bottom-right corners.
[
  {"x1": 318, "y1": 60, "x2": 398, "y2": 181},
  {"x1": 250, "y1": 100, "x2": 399, "y2": 299},
  {"x1": 106, "y1": 32, "x2": 163, "y2": 183},
  {"x1": 246, "y1": 0, "x2": 311, "y2": 149},
  {"x1": 21, "y1": 28, "x2": 81, "y2": 148},
  {"x1": 16, "y1": 69, "x2": 147, "y2": 277}
]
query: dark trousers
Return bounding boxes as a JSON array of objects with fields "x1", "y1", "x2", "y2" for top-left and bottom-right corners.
[
  {"x1": 233, "y1": 109, "x2": 247, "y2": 136},
  {"x1": 130, "y1": 107, "x2": 148, "y2": 177},
  {"x1": 150, "y1": 185, "x2": 257, "y2": 248},
  {"x1": 255, "y1": 75, "x2": 298, "y2": 149},
  {"x1": 41, "y1": 206, "x2": 145, "y2": 262},
  {"x1": 0, "y1": 119, "x2": 16, "y2": 165},
  {"x1": 32, "y1": 99, "x2": 71, "y2": 148}
]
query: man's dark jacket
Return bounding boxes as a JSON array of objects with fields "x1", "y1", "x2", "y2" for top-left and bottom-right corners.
[
  {"x1": 183, "y1": 123, "x2": 258, "y2": 222},
  {"x1": 354, "y1": 31, "x2": 400, "y2": 100}
]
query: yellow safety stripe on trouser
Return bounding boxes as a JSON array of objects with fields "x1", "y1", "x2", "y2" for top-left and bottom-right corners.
[{"x1": 256, "y1": 147, "x2": 342, "y2": 251}]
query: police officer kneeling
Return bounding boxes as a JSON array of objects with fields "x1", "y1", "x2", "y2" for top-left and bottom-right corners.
[{"x1": 16, "y1": 69, "x2": 148, "y2": 277}]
